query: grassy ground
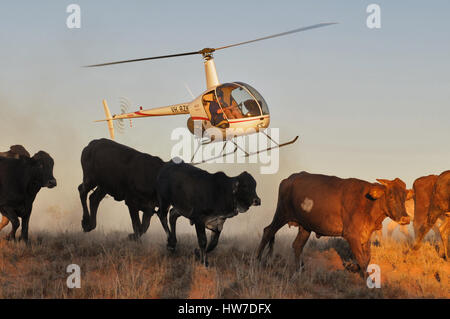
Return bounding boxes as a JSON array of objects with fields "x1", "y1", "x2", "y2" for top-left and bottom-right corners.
[{"x1": 0, "y1": 230, "x2": 448, "y2": 298}]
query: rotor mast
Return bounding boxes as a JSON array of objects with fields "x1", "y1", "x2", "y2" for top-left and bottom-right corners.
[{"x1": 200, "y1": 48, "x2": 220, "y2": 90}]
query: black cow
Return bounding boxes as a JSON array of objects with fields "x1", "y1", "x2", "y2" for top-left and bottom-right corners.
[
  {"x1": 0, "y1": 151, "x2": 56, "y2": 243},
  {"x1": 0, "y1": 145, "x2": 32, "y2": 233},
  {"x1": 78, "y1": 139, "x2": 167, "y2": 240},
  {"x1": 157, "y1": 160, "x2": 261, "y2": 266}
]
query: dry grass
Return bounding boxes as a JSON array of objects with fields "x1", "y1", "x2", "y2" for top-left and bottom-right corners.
[{"x1": 0, "y1": 230, "x2": 448, "y2": 299}]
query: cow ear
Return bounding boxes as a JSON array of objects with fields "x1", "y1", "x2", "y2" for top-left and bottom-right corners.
[
  {"x1": 406, "y1": 189, "x2": 414, "y2": 200},
  {"x1": 376, "y1": 179, "x2": 391, "y2": 186},
  {"x1": 239, "y1": 171, "x2": 248, "y2": 178},
  {"x1": 366, "y1": 185, "x2": 385, "y2": 200},
  {"x1": 232, "y1": 180, "x2": 239, "y2": 194}
]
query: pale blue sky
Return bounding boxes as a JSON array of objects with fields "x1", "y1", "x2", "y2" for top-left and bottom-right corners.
[{"x1": 0, "y1": 1, "x2": 448, "y2": 233}]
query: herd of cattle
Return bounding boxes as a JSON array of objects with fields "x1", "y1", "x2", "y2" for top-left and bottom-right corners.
[{"x1": 0, "y1": 139, "x2": 448, "y2": 277}]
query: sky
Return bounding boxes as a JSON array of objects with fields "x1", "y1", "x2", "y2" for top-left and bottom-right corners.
[{"x1": 0, "y1": 1, "x2": 449, "y2": 236}]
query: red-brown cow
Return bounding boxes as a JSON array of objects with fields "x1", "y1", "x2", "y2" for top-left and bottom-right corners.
[
  {"x1": 257, "y1": 172, "x2": 410, "y2": 277},
  {"x1": 413, "y1": 171, "x2": 449, "y2": 259}
]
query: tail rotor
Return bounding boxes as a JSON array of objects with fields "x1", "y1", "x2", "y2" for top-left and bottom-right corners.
[{"x1": 102, "y1": 99, "x2": 115, "y2": 140}]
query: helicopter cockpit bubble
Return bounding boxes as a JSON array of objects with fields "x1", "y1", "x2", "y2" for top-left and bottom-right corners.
[
  {"x1": 234, "y1": 82, "x2": 270, "y2": 116},
  {"x1": 214, "y1": 82, "x2": 269, "y2": 119}
]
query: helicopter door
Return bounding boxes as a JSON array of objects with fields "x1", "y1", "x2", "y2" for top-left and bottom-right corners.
[{"x1": 202, "y1": 91, "x2": 229, "y2": 128}]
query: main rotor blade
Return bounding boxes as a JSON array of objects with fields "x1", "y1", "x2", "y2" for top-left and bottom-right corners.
[
  {"x1": 84, "y1": 50, "x2": 200, "y2": 67},
  {"x1": 84, "y1": 22, "x2": 337, "y2": 67},
  {"x1": 214, "y1": 22, "x2": 338, "y2": 51}
]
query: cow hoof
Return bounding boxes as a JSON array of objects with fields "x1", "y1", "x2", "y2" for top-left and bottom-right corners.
[
  {"x1": 167, "y1": 245, "x2": 176, "y2": 253},
  {"x1": 128, "y1": 234, "x2": 139, "y2": 241},
  {"x1": 81, "y1": 219, "x2": 91, "y2": 232},
  {"x1": 343, "y1": 261, "x2": 360, "y2": 273},
  {"x1": 204, "y1": 260, "x2": 209, "y2": 268},
  {"x1": 81, "y1": 219, "x2": 96, "y2": 232},
  {"x1": 194, "y1": 248, "x2": 201, "y2": 260},
  {"x1": 18, "y1": 237, "x2": 30, "y2": 245},
  {"x1": 299, "y1": 260, "x2": 305, "y2": 270}
]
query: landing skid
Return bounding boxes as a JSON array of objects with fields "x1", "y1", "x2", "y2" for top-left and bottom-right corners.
[{"x1": 190, "y1": 132, "x2": 299, "y2": 165}]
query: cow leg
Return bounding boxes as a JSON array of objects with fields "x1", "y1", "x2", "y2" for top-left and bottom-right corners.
[
  {"x1": 127, "y1": 204, "x2": 142, "y2": 241},
  {"x1": 437, "y1": 218, "x2": 449, "y2": 260},
  {"x1": 292, "y1": 225, "x2": 311, "y2": 269},
  {"x1": 345, "y1": 236, "x2": 370, "y2": 277},
  {"x1": 78, "y1": 182, "x2": 95, "y2": 231},
  {"x1": 0, "y1": 215, "x2": 9, "y2": 232},
  {"x1": 18, "y1": 202, "x2": 34, "y2": 245},
  {"x1": 86, "y1": 187, "x2": 107, "y2": 232},
  {"x1": 361, "y1": 240, "x2": 372, "y2": 275},
  {"x1": 19, "y1": 215, "x2": 31, "y2": 245},
  {"x1": 168, "y1": 208, "x2": 181, "y2": 251},
  {"x1": 371, "y1": 229, "x2": 382, "y2": 244},
  {"x1": 413, "y1": 211, "x2": 440, "y2": 251},
  {"x1": 157, "y1": 210, "x2": 171, "y2": 241},
  {"x1": 432, "y1": 224, "x2": 441, "y2": 238},
  {"x1": 206, "y1": 230, "x2": 221, "y2": 253},
  {"x1": 399, "y1": 224, "x2": 411, "y2": 241},
  {"x1": 140, "y1": 207, "x2": 155, "y2": 235},
  {"x1": 157, "y1": 200, "x2": 172, "y2": 251},
  {"x1": 256, "y1": 217, "x2": 286, "y2": 261},
  {"x1": 2, "y1": 208, "x2": 19, "y2": 241},
  {"x1": 194, "y1": 222, "x2": 208, "y2": 267}
]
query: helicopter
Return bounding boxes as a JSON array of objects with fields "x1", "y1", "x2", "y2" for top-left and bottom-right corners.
[{"x1": 86, "y1": 22, "x2": 337, "y2": 163}]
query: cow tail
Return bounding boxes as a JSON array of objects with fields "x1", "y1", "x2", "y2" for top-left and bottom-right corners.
[{"x1": 266, "y1": 179, "x2": 291, "y2": 246}]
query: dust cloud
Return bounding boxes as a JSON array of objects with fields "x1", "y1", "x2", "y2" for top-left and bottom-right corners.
[{"x1": 0, "y1": 95, "x2": 302, "y2": 240}]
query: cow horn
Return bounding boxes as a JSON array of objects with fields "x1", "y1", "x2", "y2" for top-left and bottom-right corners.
[
  {"x1": 406, "y1": 189, "x2": 414, "y2": 200},
  {"x1": 376, "y1": 179, "x2": 390, "y2": 186}
]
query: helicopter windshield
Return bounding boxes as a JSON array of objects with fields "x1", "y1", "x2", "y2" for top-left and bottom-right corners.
[
  {"x1": 215, "y1": 83, "x2": 267, "y2": 119},
  {"x1": 234, "y1": 82, "x2": 269, "y2": 115}
]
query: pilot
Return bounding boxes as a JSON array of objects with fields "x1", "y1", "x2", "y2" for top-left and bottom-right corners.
[
  {"x1": 205, "y1": 93, "x2": 228, "y2": 128},
  {"x1": 217, "y1": 89, "x2": 243, "y2": 119}
]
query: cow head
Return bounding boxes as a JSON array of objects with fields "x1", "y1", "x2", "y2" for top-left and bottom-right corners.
[
  {"x1": 234, "y1": 171, "x2": 261, "y2": 213},
  {"x1": 367, "y1": 178, "x2": 410, "y2": 225},
  {"x1": 32, "y1": 151, "x2": 57, "y2": 188}
]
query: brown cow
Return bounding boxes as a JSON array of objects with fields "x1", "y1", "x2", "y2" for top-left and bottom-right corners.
[
  {"x1": 257, "y1": 172, "x2": 410, "y2": 277},
  {"x1": 413, "y1": 171, "x2": 450, "y2": 259},
  {"x1": 0, "y1": 145, "x2": 31, "y2": 233}
]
